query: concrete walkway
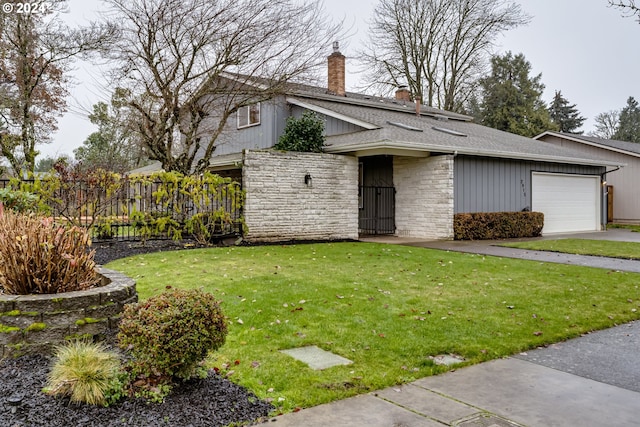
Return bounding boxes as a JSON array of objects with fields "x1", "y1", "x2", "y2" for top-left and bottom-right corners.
[{"x1": 271, "y1": 229, "x2": 640, "y2": 426}]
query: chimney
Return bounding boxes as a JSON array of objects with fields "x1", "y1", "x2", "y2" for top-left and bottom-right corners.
[
  {"x1": 395, "y1": 85, "x2": 411, "y2": 102},
  {"x1": 327, "y1": 41, "x2": 346, "y2": 97},
  {"x1": 415, "y1": 96, "x2": 421, "y2": 116}
]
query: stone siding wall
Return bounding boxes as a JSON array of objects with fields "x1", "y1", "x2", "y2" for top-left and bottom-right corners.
[
  {"x1": 394, "y1": 155, "x2": 454, "y2": 239},
  {"x1": 243, "y1": 150, "x2": 358, "y2": 242},
  {"x1": 0, "y1": 268, "x2": 137, "y2": 357}
]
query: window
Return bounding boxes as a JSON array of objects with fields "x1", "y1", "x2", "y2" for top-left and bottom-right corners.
[{"x1": 237, "y1": 103, "x2": 261, "y2": 128}]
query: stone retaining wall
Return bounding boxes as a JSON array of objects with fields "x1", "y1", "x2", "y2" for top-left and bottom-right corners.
[{"x1": 0, "y1": 268, "x2": 137, "y2": 357}]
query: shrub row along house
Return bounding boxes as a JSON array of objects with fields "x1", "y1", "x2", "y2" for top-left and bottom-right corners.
[{"x1": 190, "y1": 44, "x2": 621, "y2": 242}]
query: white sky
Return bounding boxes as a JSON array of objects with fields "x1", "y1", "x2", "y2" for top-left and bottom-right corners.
[{"x1": 44, "y1": 0, "x2": 640, "y2": 158}]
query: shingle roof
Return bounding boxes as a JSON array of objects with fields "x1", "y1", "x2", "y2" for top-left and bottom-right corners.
[
  {"x1": 536, "y1": 131, "x2": 640, "y2": 157},
  {"x1": 290, "y1": 94, "x2": 618, "y2": 166}
]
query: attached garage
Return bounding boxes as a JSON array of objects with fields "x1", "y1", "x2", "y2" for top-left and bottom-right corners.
[{"x1": 532, "y1": 172, "x2": 601, "y2": 234}]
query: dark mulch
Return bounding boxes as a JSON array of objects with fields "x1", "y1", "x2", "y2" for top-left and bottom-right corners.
[
  {"x1": 0, "y1": 239, "x2": 274, "y2": 427},
  {"x1": 91, "y1": 238, "x2": 214, "y2": 265},
  {"x1": 0, "y1": 354, "x2": 273, "y2": 426}
]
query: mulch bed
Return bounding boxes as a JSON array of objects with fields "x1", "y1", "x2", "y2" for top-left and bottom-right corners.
[{"x1": 0, "y1": 239, "x2": 274, "y2": 427}]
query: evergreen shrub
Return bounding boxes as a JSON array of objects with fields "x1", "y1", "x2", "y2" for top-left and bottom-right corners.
[
  {"x1": 117, "y1": 289, "x2": 228, "y2": 382},
  {"x1": 454, "y1": 211, "x2": 544, "y2": 240}
]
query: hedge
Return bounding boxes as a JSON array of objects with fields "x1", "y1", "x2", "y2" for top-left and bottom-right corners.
[{"x1": 454, "y1": 211, "x2": 544, "y2": 240}]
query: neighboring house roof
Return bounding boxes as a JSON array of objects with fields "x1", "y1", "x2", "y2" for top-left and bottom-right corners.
[
  {"x1": 127, "y1": 161, "x2": 164, "y2": 176},
  {"x1": 535, "y1": 131, "x2": 640, "y2": 159},
  {"x1": 288, "y1": 93, "x2": 618, "y2": 167}
]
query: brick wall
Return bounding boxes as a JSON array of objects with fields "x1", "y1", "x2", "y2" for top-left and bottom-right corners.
[
  {"x1": 394, "y1": 155, "x2": 454, "y2": 239},
  {"x1": 242, "y1": 150, "x2": 358, "y2": 242}
]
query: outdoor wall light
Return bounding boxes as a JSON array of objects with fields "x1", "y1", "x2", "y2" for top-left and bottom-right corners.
[{"x1": 304, "y1": 173, "x2": 312, "y2": 186}]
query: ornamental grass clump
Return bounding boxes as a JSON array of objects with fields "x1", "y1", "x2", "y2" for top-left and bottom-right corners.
[
  {"x1": 44, "y1": 340, "x2": 122, "y2": 406},
  {"x1": 118, "y1": 288, "x2": 228, "y2": 390},
  {"x1": 0, "y1": 204, "x2": 100, "y2": 295}
]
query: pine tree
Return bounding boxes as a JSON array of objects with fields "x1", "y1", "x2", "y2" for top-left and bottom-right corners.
[
  {"x1": 613, "y1": 96, "x2": 640, "y2": 143},
  {"x1": 477, "y1": 52, "x2": 557, "y2": 137},
  {"x1": 548, "y1": 90, "x2": 586, "y2": 134}
]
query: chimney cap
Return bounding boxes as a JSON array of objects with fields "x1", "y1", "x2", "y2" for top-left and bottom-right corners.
[{"x1": 333, "y1": 41, "x2": 340, "y2": 53}]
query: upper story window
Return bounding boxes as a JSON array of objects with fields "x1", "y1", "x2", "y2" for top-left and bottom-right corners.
[{"x1": 237, "y1": 103, "x2": 261, "y2": 129}]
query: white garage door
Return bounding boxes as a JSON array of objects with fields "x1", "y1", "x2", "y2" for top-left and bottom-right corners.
[{"x1": 532, "y1": 172, "x2": 600, "y2": 234}]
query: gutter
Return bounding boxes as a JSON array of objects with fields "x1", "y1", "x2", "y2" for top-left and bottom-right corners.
[{"x1": 324, "y1": 140, "x2": 623, "y2": 167}]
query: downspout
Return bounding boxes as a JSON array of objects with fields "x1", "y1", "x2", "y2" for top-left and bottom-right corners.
[{"x1": 600, "y1": 166, "x2": 623, "y2": 230}]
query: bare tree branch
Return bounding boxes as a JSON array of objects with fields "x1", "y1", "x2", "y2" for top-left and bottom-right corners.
[
  {"x1": 0, "y1": 0, "x2": 117, "y2": 176},
  {"x1": 358, "y1": 0, "x2": 529, "y2": 112},
  {"x1": 609, "y1": 0, "x2": 640, "y2": 20},
  {"x1": 103, "y1": 0, "x2": 343, "y2": 174}
]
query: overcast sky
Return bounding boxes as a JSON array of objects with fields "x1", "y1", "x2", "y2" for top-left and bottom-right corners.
[{"x1": 44, "y1": 0, "x2": 640, "y2": 158}]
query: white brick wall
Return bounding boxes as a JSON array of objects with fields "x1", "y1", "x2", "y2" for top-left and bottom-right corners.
[
  {"x1": 242, "y1": 150, "x2": 359, "y2": 242},
  {"x1": 394, "y1": 155, "x2": 454, "y2": 239}
]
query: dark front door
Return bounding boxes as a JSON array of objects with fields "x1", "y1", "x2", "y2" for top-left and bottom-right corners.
[{"x1": 358, "y1": 156, "x2": 396, "y2": 235}]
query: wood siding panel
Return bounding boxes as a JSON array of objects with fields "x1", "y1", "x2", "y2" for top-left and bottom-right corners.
[
  {"x1": 290, "y1": 106, "x2": 363, "y2": 136},
  {"x1": 454, "y1": 155, "x2": 604, "y2": 214},
  {"x1": 212, "y1": 100, "x2": 289, "y2": 156}
]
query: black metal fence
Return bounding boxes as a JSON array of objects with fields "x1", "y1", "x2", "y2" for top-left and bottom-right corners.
[
  {"x1": 0, "y1": 179, "x2": 244, "y2": 242},
  {"x1": 359, "y1": 186, "x2": 395, "y2": 235}
]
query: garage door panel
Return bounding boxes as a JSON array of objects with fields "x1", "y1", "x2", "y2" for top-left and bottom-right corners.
[{"x1": 532, "y1": 173, "x2": 600, "y2": 234}]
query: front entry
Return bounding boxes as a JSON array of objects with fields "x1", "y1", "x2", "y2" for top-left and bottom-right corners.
[{"x1": 359, "y1": 156, "x2": 395, "y2": 235}]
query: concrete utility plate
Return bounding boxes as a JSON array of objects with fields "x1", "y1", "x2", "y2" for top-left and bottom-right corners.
[
  {"x1": 431, "y1": 354, "x2": 466, "y2": 366},
  {"x1": 280, "y1": 346, "x2": 353, "y2": 370},
  {"x1": 456, "y1": 414, "x2": 523, "y2": 427}
]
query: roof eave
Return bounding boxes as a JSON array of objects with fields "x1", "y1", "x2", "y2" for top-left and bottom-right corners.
[
  {"x1": 325, "y1": 140, "x2": 622, "y2": 167},
  {"x1": 207, "y1": 152, "x2": 243, "y2": 170},
  {"x1": 536, "y1": 131, "x2": 640, "y2": 159},
  {"x1": 287, "y1": 97, "x2": 379, "y2": 130}
]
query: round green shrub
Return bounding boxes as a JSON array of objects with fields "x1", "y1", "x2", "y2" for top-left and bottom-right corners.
[{"x1": 117, "y1": 288, "x2": 227, "y2": 381}]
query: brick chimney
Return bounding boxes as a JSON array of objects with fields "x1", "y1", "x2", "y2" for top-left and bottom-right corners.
[
  {"x1": 395, "y1": 85, "x2": 411, "y2": 102},
  {"x1": 327, "y1": 41, "x2": 346, "y2": 97}
]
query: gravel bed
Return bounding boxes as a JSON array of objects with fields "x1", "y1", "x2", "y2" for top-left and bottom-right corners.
[{"x1": 0, "y1": 239, "x2": 274, "y2": 427}]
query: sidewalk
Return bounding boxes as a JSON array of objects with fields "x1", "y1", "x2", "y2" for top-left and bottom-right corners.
[
  {"x1": 273, "y1": 321, "x2": 640, "y2": 426},
  {"x1": 271, "y1": 230, "x2": 640, "y2": 426}
]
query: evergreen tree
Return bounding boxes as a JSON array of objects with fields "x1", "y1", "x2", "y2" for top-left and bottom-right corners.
[
  {"x1": 274, "y1": 111, "x2": 325, "y2": 153},
  {"x1": 477, "y1": 52, "x2": 557, "y2": 137},
  {"x1": 74, "y1": 88, "x2": 148, "y2": 173},
  {"x1": 548, "y1": 90, "x2": 586, "y2": 134},
  {"x1": 613, "y1": 96, "x2": 640, "y2": 143}
]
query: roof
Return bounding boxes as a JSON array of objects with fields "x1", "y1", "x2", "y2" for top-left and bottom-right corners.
[
  {"x1": 288, "y1": 93, "x2": 619, "y2": 167},
  {"x1": 207, "y1": 76, "x2": 620, "y2": 168},
  {"x1": 535, "y1": 131, "x2": 640, "y2": 159},
  {"x1": 126, "y1": 161, "x2": 163, "y2": 176}
]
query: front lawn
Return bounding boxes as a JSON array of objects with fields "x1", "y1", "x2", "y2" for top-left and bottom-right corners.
[
  {"x1": 106, "y1": 242, "x2": 640, "y2": 412},
  {"x1": 501, "y1": 239, "x2": 640, "y2": 260}
]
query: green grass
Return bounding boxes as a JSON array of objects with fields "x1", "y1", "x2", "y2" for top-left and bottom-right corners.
[
  {"x1": 501, "y1": 239, "x2": 640, "y2": 260},
  {"x1": 106, "y1": 242, "x2": 640, "y2": 412},
  {"x1": 608, "y1": 223, "x2": 640, "y2": 233}
]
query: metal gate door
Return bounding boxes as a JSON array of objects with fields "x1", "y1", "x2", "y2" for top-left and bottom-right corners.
[{"x1": 358, "y1": 186, "x2": 395, "y2": 235}]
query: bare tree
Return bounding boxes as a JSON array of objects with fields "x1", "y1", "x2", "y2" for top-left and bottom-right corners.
[
  {"x1": 359, "y1": 0, "x2": 529, "y2": 112},
  {"x1": 0, "y1": 0, "x2": 116, "y2": 176},
  {"x1": 104, "y1": 0, "x2": 342, "y2": 175},
  {"x1": 609, "y1": 0, "x2": 640, "y2": 20},
  {"x1": 589, "y1": 110, "x2": 620, "y2": 139}
]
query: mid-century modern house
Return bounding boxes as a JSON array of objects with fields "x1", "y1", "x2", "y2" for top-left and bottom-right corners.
[
  {"x1": 535, "y1": 131, "x2": 637, "y2": 224},
  {"x1": 196, "y1": 45, "x2": 621, "y2": 242}
]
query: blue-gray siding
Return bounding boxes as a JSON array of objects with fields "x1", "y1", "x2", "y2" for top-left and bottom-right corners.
[
  {"x1": 454, "y1": 155, "x2": 604, "y2": 213},
  {"x1": 211, "y1": 99, "x2": 289, "y2": 156},
  {"x1": 290, "y1": 105, "x2": 365, "y2": 136},
  {"x1": 211, "y1": 100, "x2": 365, "y2": 157}
]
